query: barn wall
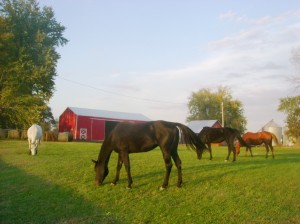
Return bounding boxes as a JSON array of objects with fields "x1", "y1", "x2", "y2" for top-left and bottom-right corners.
[
  {"x1": 59, "y1": 108, "x2": 77, "y2": 138},
  {"x1": 59, "y1": 107, "x2": 149, "y2": 141},
  {"x1": 76, "y1": 117, "x2": 146, "y2": 141},
  {"x1": 212, "y1": 121, "x2": 222, "y2": 128},
  {"x1": 76, "y1": 116, "x2": 105, "y2": 141}
]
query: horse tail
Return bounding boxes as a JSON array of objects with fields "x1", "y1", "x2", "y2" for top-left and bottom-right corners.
[
  {"x1": 235, "y1": 133, "x2": 248, "y2": 147},
  {"x1": 175, "y1": 123, "x2": 206, "y2": 151},
  {"x1": 270, "y1": 133, "x2": 279, "y2": 145}
]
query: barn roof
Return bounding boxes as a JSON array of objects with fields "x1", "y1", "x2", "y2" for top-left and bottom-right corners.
[
  {"x1": 187, "y1": 120, "x2": 221, "y2": 133},
  {"x1": 68, "y1": 107, "x2": 151, "y2": 121},
  {"x1": 262, "y1": 119, "x2": 281, "y2": 129}
]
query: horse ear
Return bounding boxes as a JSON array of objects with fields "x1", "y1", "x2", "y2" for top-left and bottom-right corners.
[{"x1": 92, "y1": 159, "x2": 98, "y2": 164}]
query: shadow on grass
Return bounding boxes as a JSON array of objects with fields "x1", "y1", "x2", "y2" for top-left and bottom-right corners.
[
  {"x1": 0, "y1": 159, "x2": 119, "y2": 224},
  {"x1": 182, "y1": 151, "x2": 300, "y2": 185}
]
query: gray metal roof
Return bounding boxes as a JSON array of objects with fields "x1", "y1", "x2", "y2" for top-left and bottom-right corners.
[
  {"x1": 68, "y1": 107, "x2": 151, "y2": 121},
  {"x1": 187, "y1": 120, "x2": 220, "y2": 133},
  {"x1": 262, "y1": 119, "x2": 281, "y2": 128}
]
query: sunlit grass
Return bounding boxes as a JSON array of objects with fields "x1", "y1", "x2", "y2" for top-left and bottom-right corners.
[{"x1": 1, "y1": 140, "x2": 300, "y2": 223}]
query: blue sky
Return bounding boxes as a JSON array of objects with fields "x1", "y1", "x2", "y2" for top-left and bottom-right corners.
[{"x1": 42, "y1": 0, "x2": 300, "y2": 131}]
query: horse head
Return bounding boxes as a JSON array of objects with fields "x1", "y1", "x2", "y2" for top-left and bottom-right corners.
[
  {"x1": 235, "y1": 142, "x2": 241, "y2": 156},
  {"x1": 195, "y1": 140, "x2": 207, "y2": 160},
  {"x1": 30, "y1": 143, "x2": 38, "y2": 155},
  {"x1": 92, "y1": 159, "x2": 109, "y2": 186}
]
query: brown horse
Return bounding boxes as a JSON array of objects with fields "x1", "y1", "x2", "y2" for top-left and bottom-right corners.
[
  {"x1": 235, "y1": 131, "x2": 279, "y2": 158},
  {"x1": 93, "y1": 120, "x2": 206, "y2": 189},
  {"x1": 198, "y1": 127, "x2": 247, "y2": 162}
]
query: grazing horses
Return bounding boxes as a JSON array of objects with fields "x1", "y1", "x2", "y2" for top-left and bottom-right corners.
[
  {"x1": 93, "y1": 120, "x2": 206, "y2": 189},
  {"x1": 27, "y1": 124, "x2": 42, "y2": 155},
  {"x1": 235, "y1": 131, "x2": 279, "y2": 159},
  {"x1": 198, "y1": 127, "x2": 247, "y2": 162}
]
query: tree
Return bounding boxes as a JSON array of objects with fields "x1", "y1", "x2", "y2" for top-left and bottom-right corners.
[
  {"x1": 277, "y1": 49, "x2": 300, "y2": 144},
  {"x1": 187, "y1": 86, "x2": 247, "y2": 132},
  {"x1": 278, "y1": 96, "x2": 300, "y2": 143},
  {"x1": 0, "y1": 0, "x2": 68, "y2": 129}
]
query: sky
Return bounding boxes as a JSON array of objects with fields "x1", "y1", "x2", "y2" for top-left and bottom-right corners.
[{"x1": 41, "y1": 0, "x2": 300, "y2": 131}]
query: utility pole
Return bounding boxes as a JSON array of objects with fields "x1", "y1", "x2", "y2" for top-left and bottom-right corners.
[{"x1": 221, "y1": 101, "x2": 224, "y2": 127}]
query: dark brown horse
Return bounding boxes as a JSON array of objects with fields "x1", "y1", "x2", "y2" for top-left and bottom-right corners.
[
  {"x1": 198, "y1": 127, "x2": 247, "y2": 162},
  {"x1": 235, "y1": 131, "x2": 279, "y2": 158},
  {"x1": 93, "y1": 120, "x2": 206, "y2": 189}
]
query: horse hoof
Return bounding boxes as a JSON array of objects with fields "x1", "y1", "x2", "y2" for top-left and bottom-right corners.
[
  {"x1": 126, "y1": 186, "x2": 132, "y2": 190},
  {"x1": 159, "y1": 186, "x2": 166, "y2": 191},
  {"x1": 224, "y1": 160, "x2": 228, "y2": 162},
  {"x1": 110, "y1": 182, "x2": 116, "y2": 186}
]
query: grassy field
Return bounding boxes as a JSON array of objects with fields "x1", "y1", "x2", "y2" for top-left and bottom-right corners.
[{"x1": 1, "y1": 140, "x2": 300, "y2": 224}]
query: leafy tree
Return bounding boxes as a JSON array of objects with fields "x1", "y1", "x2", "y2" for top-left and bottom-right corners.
[
  {"x1": 187, "y1": 86, "x2": 247, "y2": 132},
  {"x1": 277, "y1": 49, "x2": 300, "y2": 143},
  {"x1": 0, "y1": 0, "x2": 68, "y2": 129},
  {"x1": 278, "y1": 96, "x2": 300, "y2": 143}
]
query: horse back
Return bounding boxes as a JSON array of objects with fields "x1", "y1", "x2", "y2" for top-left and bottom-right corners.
[
  {"x1": 27, "y1": 124, "x2": 42, "y2": 142},
  {"x1": 111, "y1": 121, "x2": 159, "y2": 153},
  {"x1": 242, "y1": 132, "x2": 264, "y2": 145},
  {"x1": 198, "y1": 127, "x2": 225, "y2": 143}
]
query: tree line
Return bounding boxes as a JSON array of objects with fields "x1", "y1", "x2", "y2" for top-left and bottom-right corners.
[{"x1": 0, "y1": 0, "x2": 68, "y2": 129}]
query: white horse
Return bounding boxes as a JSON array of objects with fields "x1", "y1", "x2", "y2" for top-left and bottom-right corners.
[{"x1": 27, "y1": 124, "x2": 42, "y2": 155}]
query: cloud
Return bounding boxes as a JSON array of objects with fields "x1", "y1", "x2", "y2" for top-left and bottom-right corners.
[
  {"x1": 219, "y1": 11, "x2": 247, "y2": 23},
  {"x1": 121, "y1": 10, "x2": 300, "y2": 129},
  {"x1": 52, "y1": 8, "x2": 300, "y2": 131}
]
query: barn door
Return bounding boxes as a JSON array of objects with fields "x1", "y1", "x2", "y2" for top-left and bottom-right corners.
[{"x1": 91, "y1": 120, "x2": 105, "y2": 141}]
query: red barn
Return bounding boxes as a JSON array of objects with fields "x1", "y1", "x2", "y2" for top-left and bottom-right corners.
[
  {"x1": 59, "y1": 107, "x2": 151, "y2": 141},
  {"x1": 187, "y1": 120, "x2": 222, "y2": 133}
]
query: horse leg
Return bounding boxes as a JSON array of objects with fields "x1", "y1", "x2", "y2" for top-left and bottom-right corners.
[
  {"x1": 245, "y1": 147, "x2": 248, "y2": 157},
  {"x1": 161, "y1": 152, "x2": 173, "y2": 190},
  {"x1": 208, "y1": 143, "x2": 213, "y2": 160},
  {"x1": 28, "y1": 139, "x2": 32, "y2": 155},
  {"x1": 171, "y1": 151, "x2": 182, "y2": 188},
  {"x1": 111, "y1": 154, "x2": 123, "y2": 185},
  {"x1": 232, "y1": 145, "x2": 236, "y2": 162},
  {"x1": 249, "y1": 146, "x2": 253, "y2": 157},
  {"x1": 120, "y1": 152, "x2": 133, "y2": 189},
  {"x1": 225, "y1": 146, "x2": 231, "y2": 162},
  {"x1": 270, "y1": 143, "x2": 275, "y2": 159},
  {"x1": 228, "y1": 142, "x2": 236, "y2": 162},
  {"x1": 265, "y1": 143, "x2": 269, "y2": 159}
]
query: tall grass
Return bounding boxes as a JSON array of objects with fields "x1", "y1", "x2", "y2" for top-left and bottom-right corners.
[{"x1": 1, "y1": 140, "x2": 300, "y2": 224}]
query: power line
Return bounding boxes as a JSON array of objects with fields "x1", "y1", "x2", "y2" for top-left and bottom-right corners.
[{"x1": 57, "y1": 76, "x2": 186, "y2": 105}]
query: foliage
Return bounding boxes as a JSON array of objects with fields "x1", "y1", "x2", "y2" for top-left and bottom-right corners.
[
  {"x1": 278, "y1": 95, "x2": 300, "y2": 143},
  {"x1": 187, "y1": 86, "x2": 247, "y2": 132},
  {"x1": 1, "y1": 141, "x2": 300, "y2": 224},
  {"x1": 278, "y1": 48, "x2": 300, "y2": 143},
  {"x1": 0, "y1": 0, "x2": 68, "y2": 129}
]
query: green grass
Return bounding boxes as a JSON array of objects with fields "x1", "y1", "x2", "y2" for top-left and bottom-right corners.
[{"x1": 1, "y1": 140, "x2": 300, "y2": 224}]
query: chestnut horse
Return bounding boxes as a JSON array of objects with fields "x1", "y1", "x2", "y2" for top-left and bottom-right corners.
[
  {"x1": 93, "y1": 120, "x2": 206, "y2": 189},
  {"x1": 198, "y1": 127, "x2": 247, "y2": 162},
  {"x1": 235, "y1": 131, "x2": 279, "y2": 158}
]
